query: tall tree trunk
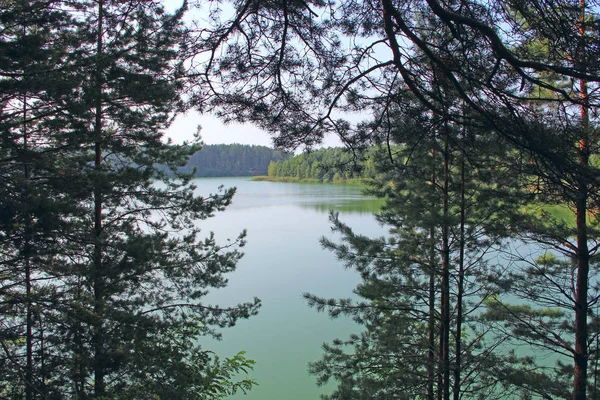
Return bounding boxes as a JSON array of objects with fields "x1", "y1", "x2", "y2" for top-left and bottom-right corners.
[
  {"x1": 574, "y1": 200, "x2": 588, "y2": 400},
  {"x1": 93, "y1": 0, "x2": 105, "y2": 396},
  {"x1": 37, "y1": 311, "x2": 46, "y2": 398},
  {"x1": 73, "y1": 283, "x2": 85, "y2": 399},
  {"x1": 453, "y1": 152, "x2": 465, "y2": 400},
  {"x1": 23, "y1": 91, "x2": 34, "y2": 400},
  {"x1": 573, "y1": 2, "x2": 589, "y2": 399},
  {"x1": 440, "y1": 126, "x2": 451, "y2": 400},
  {"x1": 428, "y1": 147, "x2": 437, "y2": 400},
  {"x1": 573, "y1": 79, "x2": 590, "y2": 400}
]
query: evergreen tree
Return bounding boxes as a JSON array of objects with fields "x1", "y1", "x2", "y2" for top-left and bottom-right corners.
[
  {"x1": 190, "y1": 0, "x2": 600, "y2": 397},
  {"x1": 0, "y1": 2, "x2": 85, "y2": 397},
  {"x1": 0, "y1": 1, "x2": 260, "y2": 398},
  {"x1": 305, "y1": 99, "x2": 523, "y2": 399}
]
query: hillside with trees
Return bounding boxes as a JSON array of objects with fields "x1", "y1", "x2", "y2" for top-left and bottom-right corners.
[{"x1": 182, "y1": 144, "x2": 290, "y2": 177}]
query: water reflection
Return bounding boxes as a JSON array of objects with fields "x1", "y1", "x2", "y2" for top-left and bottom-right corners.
[
  {"x1": 301, "y1": 198, "x2": 384, "y2": 214},
  {"x1": 195, "y1": 177, "x2": 382, "y2": 214},
  {"x1": 192, "y1": 177, "x2": 385, "y2": 400}
]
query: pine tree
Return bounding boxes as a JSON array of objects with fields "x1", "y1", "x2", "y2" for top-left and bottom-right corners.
[
  {"x1": 0, "y1": 2, "x2": 85, "y2": 397},
  {"x1": 192, "y1": 0, "x2": 600, "y2": 396},
  {"x1": 305, "y1": 97, "x2": 523, "y2": 398},
  {"x1": 0, "y1": 1, "x2": 260, "y2": 397}
]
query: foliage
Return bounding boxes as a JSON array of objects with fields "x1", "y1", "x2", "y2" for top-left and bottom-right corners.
[
  {"x1": 0, "y1": 1, "x2": 259, "y2": 398},
  {"x1": 305, "y1": 102, "x2": 530, "y2": 398},
  {"x1": 266, "y1": 147, "x2": 379, "y2": 182},
  {"x1": 181, "y1": 143, "x2": 290, "y2": 177},
  {"x1": 186, "y1": 0, "x2": 600, "y2": 398}
]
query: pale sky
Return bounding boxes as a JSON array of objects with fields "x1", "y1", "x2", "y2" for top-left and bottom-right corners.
[
  {"x1": 167, "y1": 111, "x2": 346, "y2": 149},
  {"x1": 163, "y1": 0, "x2": 344, "y2": 149},
  {"x1": 161, "y1": 0, "x2": 275, "y2": 147},
  {"x1": 167, "y1": 111, "x2": 275, "y2": 146}
]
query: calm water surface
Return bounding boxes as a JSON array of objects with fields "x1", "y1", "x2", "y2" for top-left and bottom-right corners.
[{"x1": 193, "y1": 178, "x2": 384, "y2": 400}]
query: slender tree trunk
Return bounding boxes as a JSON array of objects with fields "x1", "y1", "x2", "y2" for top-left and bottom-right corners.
[
  {"x1": 93, "y1": 1, "x2": 105, "y2": 396},
  {"x1": 25, "y1": 255, "x2": 33, "y2": 400},
  {"x1": 23, "y1": 91, "x2": 34, "y2": 400},
  {"x1": 428, "y1": 250, "x2": 436, "y2": 400},
  {"x1": 573, "y1": 74, "x2": 589, "y2": 400},
  {"x1": 428, "y1": 148, "x2": 437, "y2": 400},
  {"x1": 433, "y1": 133, "x2": 444, "y2": 400},
  {"x1": 73, "y1": 282, "x2": 85, "y2": 399},
  {"x1": 453, "y1": 152, "x2": 465, "y2": 400},
  {"x1": 440, "y1": 127, "x2": 451, "y2": 400},
  {"x1": 573, "y1": 2, "x2": 589, "y2": 399},
  {"x1": 37, "y1": 311, "x2": 46, "y2": 398},
  {"x1": 574, "y1": 197, "x2": 589, "y2": 400}
]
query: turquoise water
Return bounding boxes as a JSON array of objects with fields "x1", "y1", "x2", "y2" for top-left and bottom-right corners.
[{"x1": 192, "y1": 178, "x2": 384, "y2": 399}]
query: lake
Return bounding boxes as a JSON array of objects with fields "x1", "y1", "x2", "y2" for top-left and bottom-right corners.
[{"x1": 192, "y1": 177, "x2": 384, "y2": 399}]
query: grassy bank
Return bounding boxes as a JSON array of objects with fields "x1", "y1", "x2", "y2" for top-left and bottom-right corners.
[{"x1": 251, "y1": 176, "x2": 367, "y2": 185}]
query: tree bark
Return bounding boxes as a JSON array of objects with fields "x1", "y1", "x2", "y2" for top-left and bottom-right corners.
[
  {"x1": 453, "y1": 151, "x2": 465, "y2": 400},
  {"x1": 23, "y1": 91, "x2": 34, "y2": 400},
  {"x1": 573, "y1": 2, "x2": 590, "y2": 398},
  {"x1": 428, "y1": 147, "x2": 437, "y2": 400},
  {"x1": 93, "y1": 0, "x2": 105, "y2": 396},
  {"x1": 440, "y1": 126, "x2": 451, "y2": 400}
]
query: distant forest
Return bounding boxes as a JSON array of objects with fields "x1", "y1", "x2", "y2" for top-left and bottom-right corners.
[
  {"x1": 179, "y1": 144, "x2": 291, "y2": 176},
  {"x1": 265, "y1": 147, "x2": 380, "y2": 182}
]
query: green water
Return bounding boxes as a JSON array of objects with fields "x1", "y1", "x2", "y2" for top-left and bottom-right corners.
[{"x1": 193, "y1": 178, "x2": 384, "y2": 400}]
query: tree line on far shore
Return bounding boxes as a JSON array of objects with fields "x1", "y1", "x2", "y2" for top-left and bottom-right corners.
[
  {"x1": 180, "y1": 144, "x2": 291, "y2": 177},
  {"x1": 264, "y1": 147, "x2": 380, "y2": 182}
]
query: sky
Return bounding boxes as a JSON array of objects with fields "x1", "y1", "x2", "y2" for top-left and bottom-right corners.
[
  {"x1": 167, "y1": 110, "x2": 346, "y2": 149},
  {"x1": 167, "y1": 111, "x2": 275, "y2": 146},
  {"x1": 160, "y1": 0, "x2": 274, "y2": 147},
  {"x1": 161, "y1": 0, "x2": 348, "y2": 149},
  {"x1": 161, "y1": 0, "x2": 272, "y2": 148}
]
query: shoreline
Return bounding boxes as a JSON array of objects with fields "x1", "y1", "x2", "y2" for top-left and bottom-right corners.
[{"x1": 251, "y1": 175, "x2": 367, "y2": 185}]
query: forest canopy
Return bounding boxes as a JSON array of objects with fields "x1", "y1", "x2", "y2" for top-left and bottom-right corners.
[
  {"x1": 181, "y1": 144, "x2": 290, "y2": 177},
  {"x1": 3, "y1": 0, "x2": 600, "y2": 398},
  {"x1": 186, "y1": 0, "x2": 600, "y2": 398},
  {"x1": 0, "y1": 2, "x2": 259, "y2": 398},
  {"x1": 263, "y1": 147, "x2": 378, "y2": 182}
]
